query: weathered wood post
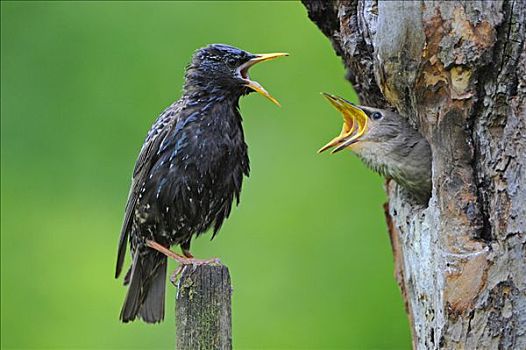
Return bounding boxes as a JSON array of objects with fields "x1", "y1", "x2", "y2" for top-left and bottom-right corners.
[{"x1": 175, "y1": 264, "x2": 232, "y2": 350}]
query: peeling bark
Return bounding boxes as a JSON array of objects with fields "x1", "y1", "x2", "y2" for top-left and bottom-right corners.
[{"x1": 303, "y1": 1, "x2": 525, "y2": 349}]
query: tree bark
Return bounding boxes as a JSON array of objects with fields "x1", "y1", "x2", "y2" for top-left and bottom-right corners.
[{"x1": 303, "y1": 1, "x2": 525, "y2": 349}]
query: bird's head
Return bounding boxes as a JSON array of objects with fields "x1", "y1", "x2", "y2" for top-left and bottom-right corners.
[
  {"x1": 185, "y1": 44, "x2": 288, "y2": 106},
  {"x1": 318, "y1": 93, "x2": 404, "y2": 154}
]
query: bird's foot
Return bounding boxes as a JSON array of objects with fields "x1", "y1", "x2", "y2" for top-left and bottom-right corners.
[
  {"x1": 168, "y1": 257, "x2": 222, "y2": 286},
  {"x1": 170, "y1": 266, "x2": 184, "y2": 286}
]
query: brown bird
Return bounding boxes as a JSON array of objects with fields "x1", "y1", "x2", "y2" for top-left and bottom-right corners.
[{"x1": 319, "y1": 93, "x2": 432, "y2": 203}]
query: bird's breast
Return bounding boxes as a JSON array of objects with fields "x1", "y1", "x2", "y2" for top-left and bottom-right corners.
[{"x1": 137, "y1": 105, "x2": 249, "y2": 242}]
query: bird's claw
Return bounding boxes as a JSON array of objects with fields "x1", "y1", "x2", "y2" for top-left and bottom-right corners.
[
  {"x1": 170, "y1": 265, "x2": 185, "y2": 286},
  {"x1": 187, "y1": 257, "x2": 221, "y2": 266},
  {"x1": 169, "y1": 257, "x2": 222, "y2": 286}
]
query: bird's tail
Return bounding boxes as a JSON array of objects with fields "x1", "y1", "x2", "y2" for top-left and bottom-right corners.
[{"x1": 120, "y1": 250, "x2": 167, "y2": 323}]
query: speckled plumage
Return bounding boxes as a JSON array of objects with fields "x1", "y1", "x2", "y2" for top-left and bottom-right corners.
[{"x1": 116, "y1": 44, "x2": 257, "y2": 323}]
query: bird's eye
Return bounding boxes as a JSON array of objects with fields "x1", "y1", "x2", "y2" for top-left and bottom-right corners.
[
  {"x1": 371, "y1": 112, "x2": 383, "y2": 121},
  {"x1": 227, "y1": 58, "x2": 237, "y2": 67}
]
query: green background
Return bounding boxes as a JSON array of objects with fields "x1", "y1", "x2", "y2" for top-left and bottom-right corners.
[{"x1": 1, "y1": 1, "x2": 410, "y2": 349}]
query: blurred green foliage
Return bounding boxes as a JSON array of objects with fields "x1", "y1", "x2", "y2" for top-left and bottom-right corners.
[{"x1": 1, "y1": 1, "x2": 410, "y2": 349}]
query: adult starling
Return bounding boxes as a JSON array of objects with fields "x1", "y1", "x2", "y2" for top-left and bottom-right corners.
[
  {"x1": 318, "y1": 93, "x2": 432, "y2": 203},
  {"x1": 115, "y1": 44, "x2": 287, "y2": 323}
]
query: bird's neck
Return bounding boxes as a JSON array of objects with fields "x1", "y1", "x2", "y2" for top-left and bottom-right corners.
[
  {"x1": 181, "y1": 87, "x2": 243, "y2": 116},
  {"x1": 182, "y1": 68, "x2": 245, "y2": 102},
  {"x1": 180, "y1": 78, "x2": 244, "y2": 128}
]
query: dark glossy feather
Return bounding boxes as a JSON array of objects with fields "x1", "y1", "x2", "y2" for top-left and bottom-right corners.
[
  {"x1": 115, "y1": 104, "x2": 182, "y2": 279},
  {"x1": 117, "y1": 74, "x2": 250, "y2": 324},
  {"x1": 117, "y1": 44, "x2": 261, "y2": 323}
]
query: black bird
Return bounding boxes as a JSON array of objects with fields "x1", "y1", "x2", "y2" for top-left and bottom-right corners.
[{"x1": 115, "y1": 44, "x2": 287, "y2": 323}]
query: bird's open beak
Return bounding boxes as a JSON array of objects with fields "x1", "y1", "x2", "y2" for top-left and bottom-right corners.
[
  {"x1": 237, "y1": 53, "x2": 288, "y2": 107},
  {"x1": 318, "y1": 93, "x2": 369, "y2": 154}
]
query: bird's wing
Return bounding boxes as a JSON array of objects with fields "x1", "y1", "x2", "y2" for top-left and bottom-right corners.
[{"x1": 115, "y1": 103, "x2": 181, "y2": 278}]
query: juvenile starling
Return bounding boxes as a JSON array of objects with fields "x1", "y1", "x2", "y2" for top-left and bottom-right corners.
[
  {"x1": 115, "y1": 44, "x2": 287, "y2": 323},
  {"x1": 319, "y1": 93, "x2": 432, "y2": 203}
]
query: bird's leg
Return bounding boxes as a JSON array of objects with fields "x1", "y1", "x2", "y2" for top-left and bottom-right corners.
[
  {"x1": 145, "y1": 239, "x2": 190, "y2": 264},
  {"x1": 146, "y1": 240, "x2": 221, "y2": 286},
  {"x1": 181, "y1": 247, "x2": 221, "y2": 265},
  {"x1": 182, "y1": 248, "x2": 194, "y2": 258},
  {"x1": 181, "y1": 240, "x2": 221, "y2": 265},
  {"x1": 146, "y1": 239, "x2": 221, "y2": 266},
  {"x1": 181, "y1": 240, "x2": 194, "y2": 258}
]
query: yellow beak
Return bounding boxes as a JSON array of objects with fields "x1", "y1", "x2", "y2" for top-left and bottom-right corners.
[
  {"x1": 318, "y1": 93, "x2": 369, "y2": 154},
  {"x1": 237, "y1": 53, "x2": 288, "y2": 107}
]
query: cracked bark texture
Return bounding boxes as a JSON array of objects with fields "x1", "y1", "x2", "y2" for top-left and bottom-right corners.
[{"x1": 303, "y1": 1, "x2": 525, "y2": 349}]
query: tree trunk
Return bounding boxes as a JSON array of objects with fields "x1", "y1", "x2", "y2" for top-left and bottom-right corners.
[{"x1": 303, "y1": 1, "x2": 525, "y2": 349}]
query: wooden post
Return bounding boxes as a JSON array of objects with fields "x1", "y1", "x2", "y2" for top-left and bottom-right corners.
[{"x1": 175, "y1": 264, "x2": 232, "y2": 350}]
